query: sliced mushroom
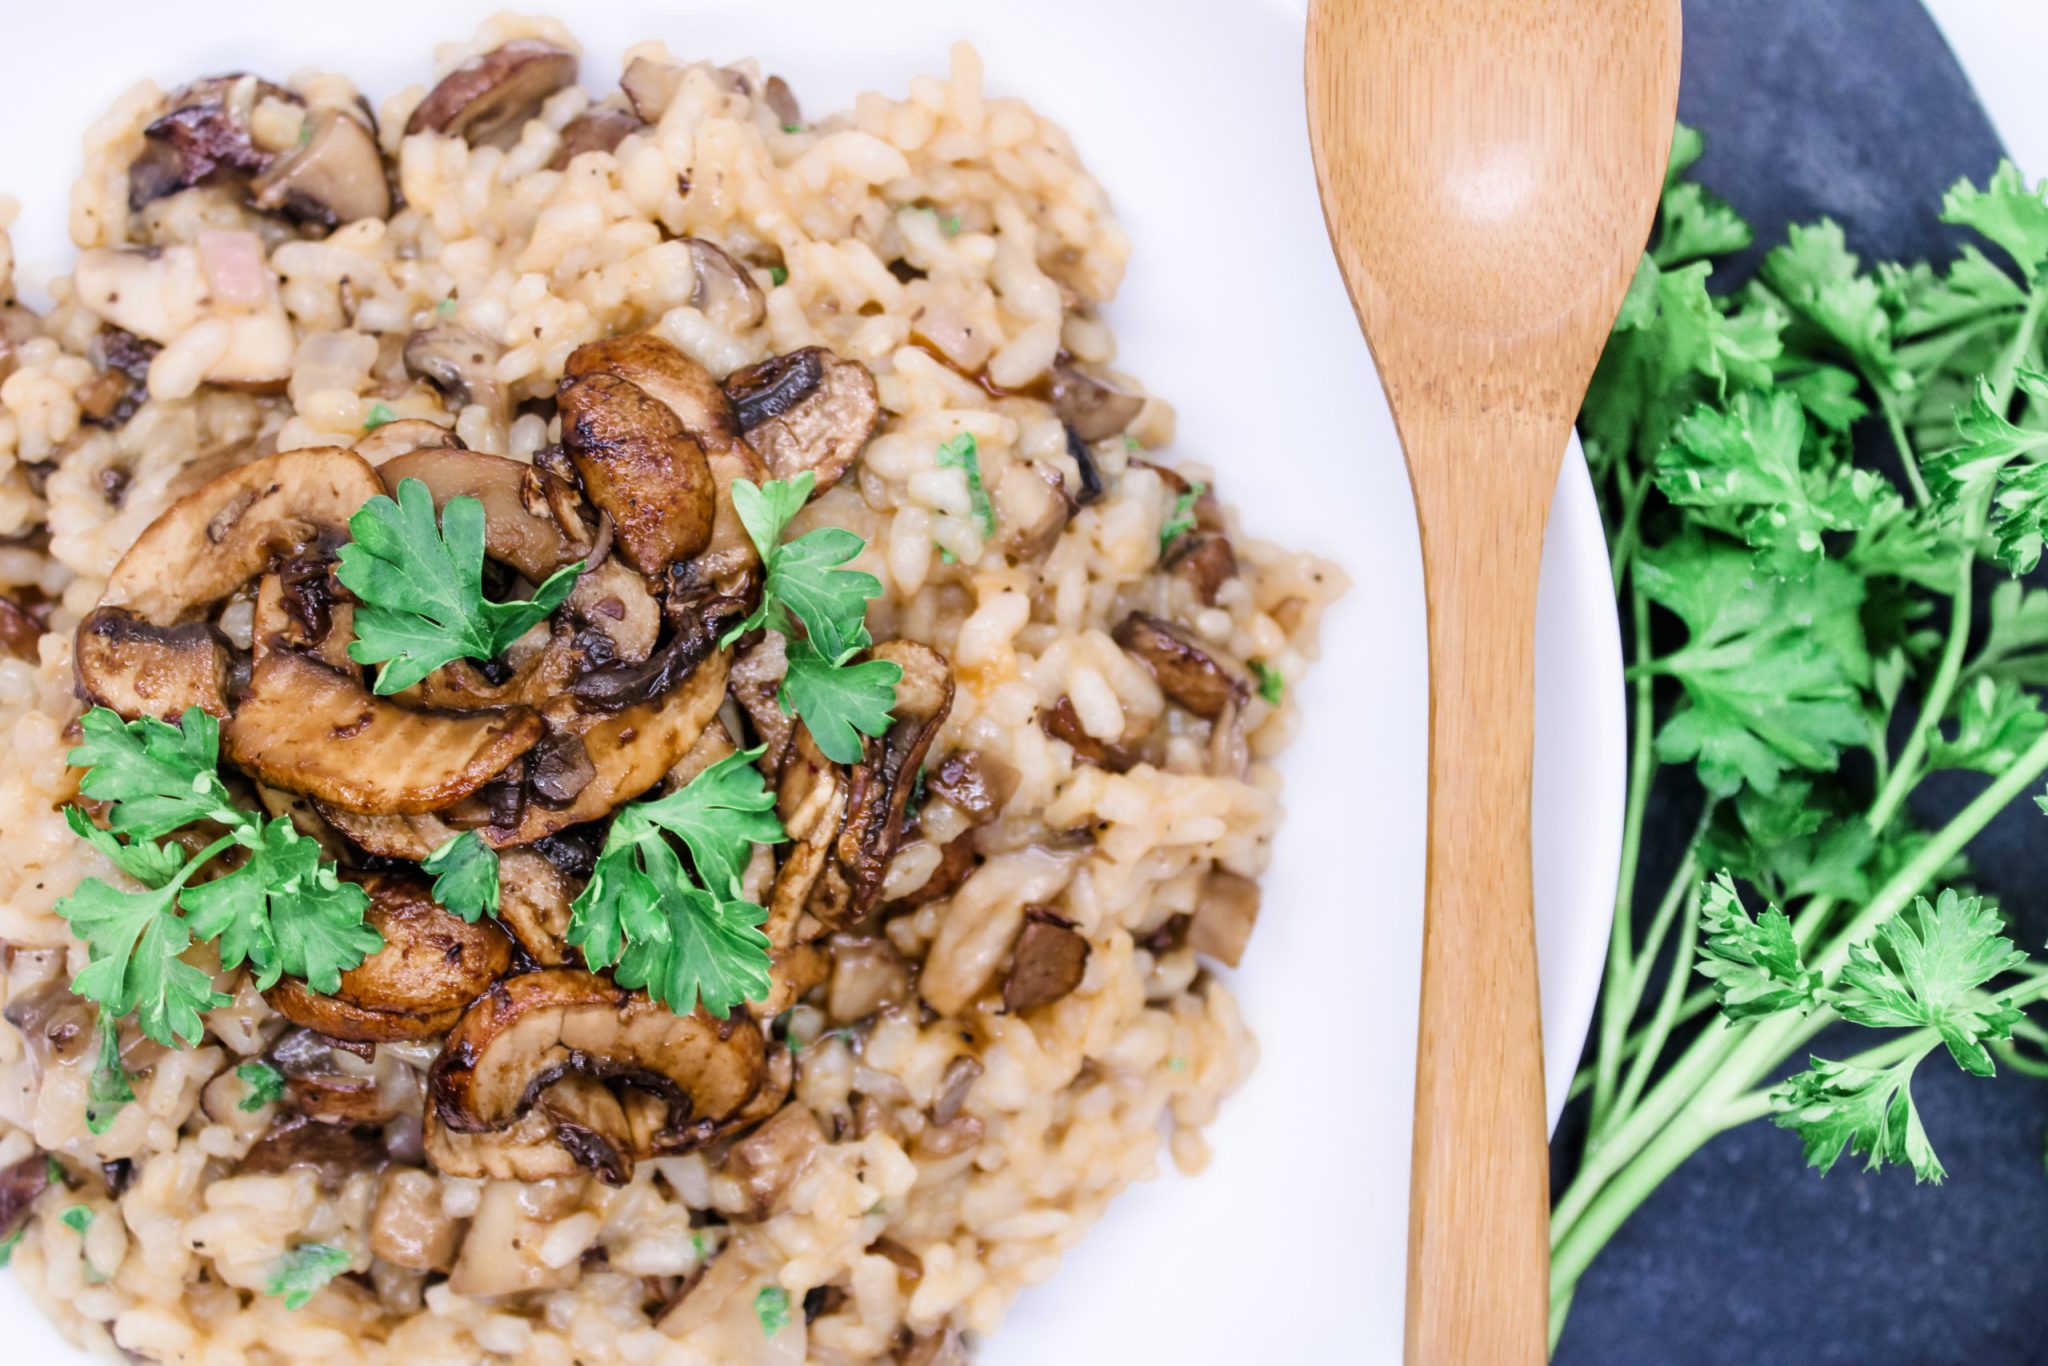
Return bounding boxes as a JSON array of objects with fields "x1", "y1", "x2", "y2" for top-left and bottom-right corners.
[
  {"x1": 1049, "y1": 358, "x2": 1144, "y2": 442},
  {"x1": 265, "y1": 871, "x2": 513, "y2": 1042},
  {"x1": 370, "y1": 1167, "x2": 461, "y2": 1272},
  {"x1": 238, "y1": 1114, "x2": 384, "y2": 1190},
  {"x1": 1166, "y1": 534, "x2": 1239, "y2": 606},
  {"x1": 496, "y1": 848, "x2": 577, "y2": 966},
  {"x1": 1002, "y1": 908, "x2": 1090, "y2": 1012},
  {"x1": 1063, "y1": 424, "x2": 1105, "y2": 505},
  {"x1": 826, "y1": 935, "x2": 910, "y2": 1023},
  {"x1": 351, "y1": 416, "x2": 464, "y2": 466},
  {"x1": 1111, "y1": 612, "x2": 1246, "y2": 720},
  {"x1": 406, "y1": 40, "x2": 578, "y2": 147},
  {"x1": 0, "y1": 1154, "x2": 49, "y2": 1244},
  {"x1": 894, "y1": 834, "x2": 976, "y2": 909},
  {"x1": 250, "y1": 108, "x2": 391, "y2": 227},
  {"x1": 379, "y1": 445, "x2": 578, "y2": 582},
  {"x1": 429, "y1": 969, "x2": 767, "y2": 1152},
  {"x1": 565, "y1": 333, "x2": 743, "y2": 452},
  {"x1": 724, "y1": 1102, "x2": 824, "y2": 1219},
  {"x1": 223, "y1": 651, "x2": 543, "y2": 814},
  {"x1": 559, "y1": 368, "x2": 716, "y2": 575},
  {"x1": 2, "y1": 983, "x2": 98, "y2": 1079},
  {"x1": 251, "y1": 562, "x2": 353, "y2": 672},
  {"x1": 564, "y1": 589, "x2": 738, "y2": 709},
  {"x1": 931, "y1": 1056, "x2": 982, "y2": 1127},
  {"x1": 315, "y1": 806, "x2": 458, "y2": 862},
  {"x1": 74, "y1": 607, "x2": 231, "y2": 720},
  {"x1": 729, "y1": 630, "x2": 794, "y2": 771},
  {"x1": 724, "y1": 347, "x2": 880, "y2": 496},
  {"x1": 685, "y1": 238, "x2": 768, "y2": 333},
  {"x1": 425, "y1": 1075, "x2": 642, "y2": 1186},
  {"x1": 78, "y1": 327, "x2": 159, "y2": 429},
  {"x1": 403, "y1": 325, "x2": 506, "y2": 422},
  {"x1": 72, "y1": 236, "x2": 294, "y2": 388},
  {"x1": 127, "y1": 74, "x2": 298, "y2": 209},
  {"x1": 620, "y1": 56, "x2": 683, "y2": 123},
  {"x1": 548, "y1": 108, "x2": 643, "y2": 169},
  {"x1": 1188, "y1": 868, "x2": 1260, "y2": 969},
  {"x1": 97, "y1": 446, "x2": 382, "y2": 625},
  {"x1": 0, "y1": 594, "x2": 45, "y2": 662},
  {"x1": 1039, "y1": 694, "x2": 1141, "y2": 772},
  {"x1": 564, "y1": 558, "x2": 662, "y2": 665},
  {"x1": 924, "y1": 749, "x2": 1018, "y2": 829}
]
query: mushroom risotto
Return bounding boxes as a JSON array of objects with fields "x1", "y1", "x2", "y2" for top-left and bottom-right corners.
[{"x1": 0, "y1": 14, "x2": 1342, "y2": 1364}]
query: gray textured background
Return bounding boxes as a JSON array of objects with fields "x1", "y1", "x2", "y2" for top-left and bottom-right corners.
[{"x1": 1548, "y1": 2, "x2": 2048, "y2": 1362}]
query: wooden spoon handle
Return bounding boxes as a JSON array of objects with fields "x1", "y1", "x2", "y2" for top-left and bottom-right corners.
[{"x1": 1403, "y1": 408, "x2": 1558, "y2": 1366}]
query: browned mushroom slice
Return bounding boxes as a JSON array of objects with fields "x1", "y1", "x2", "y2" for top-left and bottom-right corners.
[
  {"x1": 74, "y1": 607, "x2": 230, "y2": 721},
  {"x1": 1188, "y1": 868, "x2": 1260, "y2": 969},
  {"x1": 98, "y1": 447, "x2": 383, "y2": 625},
  {"x1": 406, "y1": 40, "x2": 577, "y2": 147},
  {"x1": 564, "y1": 333, "x2": 742, "y2": 451},
  {"x1": 1039, "y1": 694, "x2": 1145, "y2": 773},
  {"x1": 1002, "y1": 908, "x2": 1090, "y2": 1011},
  {"x1": 754, "y1": 941, "x2": 829, "y2": 1019},
  {"x1": 425, "y1": 1075, "x2": 640, "y2": 1186},
  {"x1": 428, "y1": 969, "x2": 767, "y2": 1151},
  {"x1": 77, "y1": 327, "x2": 158, "y2": 429},
  {"x1": 559, "y1": 369, "x2": 716, "y2": 575},
  {"x1": 724, "y1": 1102, "x2": 824, "y2": 1219},
  {"x1": 350, "y1": 416, "x2": 464, "y2": 466},
  {"x1": 224, "y1": 651, "x2": 543, "y2": 814},
  {"x1": 764, "y1": 724, "x2": 848, "y2": 940},
  {"x1": 0, "y1": 1154, "x2": 49, "y2": 1245},
  {"x1": 1049, "y1": 358, "x2": 1145, "y2": 442},
  {"x1": 894, "y1": 834, "x2": 976, "y2": 910},
  {"x1": 924, "y1": 749, "x2": 1018, "y2": 829},
  {"x1": 251, "y1": 565, "x2": 354, "y2": 674},
  {"x1": 724, "y1": 347, "x2": 880, "y2": 497},
  {"x1": 563, "y1": 558, "x2": 661, "y2": 665},
  {"x1": 265, "y1": 871, "x2": 512, "y2": 1042},
  {"x1": 496, "y1": 848, "x2": 576, "y2": 965},
  {"x1": 0, "y1": 593, "x2": 45, "y2": 661},
  {"x1": 619, "y1": 57, "x2": 683, "y2": 123},
  {"x1": 128, "y1": 74, "x2": 300, "y2": 209},
  {"x1": 548, "y1": 108, "x2": 643, "y2": 169},
  {"x1": 378, "y1": 446, "x2": 580, "y2": 582},
  {"x1": 1166, "y1": 534, "x2": 1239, "y2": 606},
  {"x1": 685, "y1": 238, "x2": 768, "y2": 332},
  {"x1": 315, "y1": 806, "x2": 457, "y2": 862},
  {"x1": 250, "y1": 108, "x2": 390, "y2": 227},
  {"x1": 1111, "y1": 612, "x2": 1247, "y2": 720},
  {"x1": 237, "y1": 1114, "x2": 384, "y2": 1190},
  {"x1": 729, "y1": 631, "x2": 795, "y2": 769},
  {"x1": 402, "y1": 325, "x2": 506, "y2": 422}
]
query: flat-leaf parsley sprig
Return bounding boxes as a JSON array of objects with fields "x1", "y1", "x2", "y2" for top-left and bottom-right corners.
[
  {"x1": 724, "y1": 470, "x2": 902, "y2": 764},
  {"x1": 337, "y1": 476, "x2": 584, "y2": 695},
  {"x1": 55, "y1": 707, "x2": 380, "y2": 1051}
]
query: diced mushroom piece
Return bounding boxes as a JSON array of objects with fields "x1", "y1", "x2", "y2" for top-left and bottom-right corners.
[
  {"x1": 370, "y1": 1167, "x2": 460, "y2": 1272},
  {"x1": 565, "y1": 558, "x2": 662, "y2": 665},
  {"x1": 127, "y1": 74, "x2": 300, "y2": 208},
  {"x1": 548, "y1": 108, "x2": 643, "y2": 169},
  {"x1": 2, "y1": 984, "x2": 98, "y2": 1079},
  {"x1": 77, "y1": 327, "x2": 159, "y2": 428},
  {"x1": 403, "y1": 325, "x2": 507, "y2": 422},
  {"x1": 351, "y1": 416, "x2": 463, "y2": 466},
  {"x1": 73, "y1": 235, "x2": 294, "y2": 388},
  {"x1": 729, "y1": 631, "x2": 794, "y2": 771},
  {"x1": 1049, "y1": 359, "x2": 1145, "y2": 442},
  {"x1": 447, "y1": 1177, "x2": 584, "y2": 1297},
  {"x1": 378, "y1": 446, "x2": 579, "y2": 582},
  {"x1": 1039, "y1": 695, "x2": 1142, "y2": 773},
  {"x1": 74, "y1": 607, "x2": 230, "y2": 720},
  {"x1": 237, "y1": 1115, "x2": 384, "y2": 1190},
  {"x1": 496, "y1": 848, "x2": 577, "y2": 966},
  {"x1": 0, "y1": 1154, "x2": 49, "y2": 1245},
  {"x1": 1111, "y1": 612, "x2": 1247, "y2": 720},
  {"x1": 559, "y1": 368, "x2": 717, "y2": 575},
  {"x1": 265, "y1": 871, "x2": 513, "y2": 1041},
  {"x1": 619, "y1": 57, "x2": 683, "y2": 123},
  {"x1": 724, "y1": 348, "x2": 880, "y2": 497},
  {"x1": 762, "y1": 75, "x2": 801, "y2": 128},
  {"x1": 826, "y1": 936, "x2": 910, "y2": 1023},
  {"x1": 895, "y1": 835, "x2": 976, "y2": 909},
  {"x1": 724, "y1": 1102, "x2": 825, "y2": 1219},
  {"x1": 1188, "y1": 868, "x2": 1260, "y2": 969},
  {"x1": 429, "y1": 969, "x2": 768, "y2": 1152},
  {"x1": 930, "y1": 1056, "x2": 982, "y2": 1126},
  {"x1": 1002, "y1": 908, "x2": 1090, "y2": 1012},
  {"x1": 913, "y1": 1112, "x2": 984, "y2": 1160},
  {"x1": 0, "y1": 594, "x2": 45, "y2": 661},
  {"x1": 1166, "y1": 534, "x2": 1239, "y2": 605},
  {"x1": 224, "y1": 651, "x2": 543, "y2": 814},
  {"x1": 902, "y1": 1329, "x2": 970, "y2": 1366},
  {"x1": 685, "y1": 238, "x2": 768, "y2": 333},
  {"x1": 1062, "y1": 424, "x2": 1105, "y2": 505},
  {"x1": 813, "y1": 641, "x2": 956, "y2": 928},
  {"x1": 406, "y1": 40, "x2": 578, "y2": 147},
  {"x1": 527, "y1": 730, "x2": 597, "y2": 807},
  {"x1": 924, "y1": 750, "x2": 1018, "y2": 829},
  {"x1": 97, "y1": 446, "x2": 383, "y2": 625},
  {"x1": 250, "y1": 108, "x2": 391, "y2": 227}
]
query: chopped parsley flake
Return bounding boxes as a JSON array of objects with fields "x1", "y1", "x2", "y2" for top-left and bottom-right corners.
[
  {"x1": 755, "y1": 1285, "x2": 791, "y2": 1337},
  {"x1": 237, "y1": 1060, "x2": 286, "y2": 1112},
  {"x1": 768, "y1": 265, "x2": 788, "y2": 287},
  {"x1": 0, "y1": 1227, "x2": 22, "y2": 1267},
  {"x1": 935, "y1": 433, "x2": 996, "y2": 539},
  {"x1": 781, "y1": 122, "x2": 802, "y2": 134},
  {"x1": 1253, "y1": 660, "x2": 1284, "y2": 706},
  {"x1": 434, "y1": 296, "x2": 457, "y2": 317},
  {"x1": 266, "y1": 1243, "x2": 351, "y2": 1310},
  {"x1": 1160, "y1": 481, "x2": 1207, "y2": 552},
  {"x1": 59, "y1": 1206, "x2": 93, "y2": 1237},
  {"x1": 361, "y1": 402, "x2": 395, "y2": 432}
]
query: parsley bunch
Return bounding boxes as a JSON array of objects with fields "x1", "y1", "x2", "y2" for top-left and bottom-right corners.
[
  {"x1": 54, "y1": 707, "x2": 380, "y2": 1052},
  {"x1": 1552, "y1": 135, "x2": 2048, "y2": 1342}
]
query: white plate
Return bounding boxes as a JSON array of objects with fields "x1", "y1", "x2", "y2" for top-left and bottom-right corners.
[{"x1": 0, "y1": 2, "x2": 1624, "y2": 1362}]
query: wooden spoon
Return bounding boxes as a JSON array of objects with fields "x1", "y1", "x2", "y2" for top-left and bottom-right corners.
[{"x1": 1305, "y1": 2, "x2": 1679, "y2": 1361}]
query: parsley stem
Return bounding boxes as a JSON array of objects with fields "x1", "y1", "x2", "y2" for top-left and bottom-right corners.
[
  {"x1": 1874, "y1": 386, "x2": 1930, "y2": 506},
  {"x1": 1607, "y1": 870, "x2": 1706, "y2": 1136},
  {"x1": 1588, "y1": 585, "x2": 1658, "y2": 1136}
]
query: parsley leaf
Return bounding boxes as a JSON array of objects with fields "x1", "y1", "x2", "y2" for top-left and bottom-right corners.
[
  {"x1": 180, "y1": 818, "x2": 377, "y2": 993},
  {"x1": 57, "y1": 858, "x2": 226, "y2": 1048},
  {"x1": 337, "y1": 477, "x2": 584, "y2": 695},
  {"x1": 1940, "y1": 161, "x2": 2048, "y2": 281},
  {"x1": 70, "y1": 706, "x2": 239, "y2": 839},
  {"x1": 265, "y1": 1243, "x2": 352, "y2": 1310},
  {"x1": 935, "y1": 433, "x2": 996, "y2": 540},
  {"x1": 755, "y1": 1285, "x2": 791, "y2": 1337},
  {"x1": 783, "y1": 635, "x2": 901, "y2": 765},
  {"x1": 567, "y1": 751, "x2": 784, "y2": 1018},
  {"x1": 1160, "y1": 480, "x2": 1207, "y2": 553},
  {"x1": 1761, "y1": 219, "x2": 1903, "y2": 392},
  {"x1": 362, "y1": 402, "x2": 395, "y2": 432},
  {"x1": 1694, "y1": 873, "x2": 1824, "y2": 1020},
  {"x1": 1772, "y1": 1054, "x2": 1944, "y2": 1182},
  {"x1": 1831, "y1": 890, "x2": 2026, "y2": 1076},
  {"x1": 768, "y1": 265, "x2": 788, "y2": 286},
  {"x1": 422, "y1": 830, "x2": 501, "y2": 922},
  {"x1": 237, "y1": 1060, "x2": 285, "y2": 1112},
  {"x1": 1929, "y1": 675, "x2": 2048, "y2": 773},
  {"x1": 85, "y1": 1014, "x2": 134, "y2": 1136}
]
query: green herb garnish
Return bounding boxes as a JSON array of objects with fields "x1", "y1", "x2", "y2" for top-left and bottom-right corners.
[
  {"x1": 568, "y1": 749, "x2": 786, "y2": 1018},
  {"x1": 361, "y1": 402, "x2": 395, "y2": 431},
  {"x1": 755, "y1": 1285, "x2": 791, "y2": 1337},
  {"x1": 265, "y1": 1243, "x2": 351, "y2": 1310},
  {"x1": 435, "y1": 296, "x2": 457, "y2": 317},
  {"x1": 56, "y1": 708, "x2": 378, "y2": 1047},
  {"x1": 58, "y1": 1207, "x2": 92, "y2": 1237},
  {"x1": 1252, "y1": 661, "x2": 1284, "y2": 706},
  {"x1": 85, "y1": 1014, "x2": 134, "y2": 1136},
  {"x1": 236, "y1": 1060, "x2": 286, "y2": 1113},
  {"x1": 935, "y1": 433, "x2": 996, "y2": 540},
  {"x1": 422, "y1": 830, "x2": 500, "y2": 922},
  {"x1": 1159, "y1": 480, "x2": 1206, "y2": 552},
  {"x1": 724, "y1": 472, "x2": 902, "y2": 764},
  {"x1": 768, "y1": 265, "x2": 788, "y2": 286},
  {"x1": 0, "y1": 1227, "x2": 22, "y2": 1267},
  {"x1": 337, "y1": 476, "x2": 584, "y2": 695},
  {"x1": 781, "y1": 122, "x2": 802, "y2": 134}
]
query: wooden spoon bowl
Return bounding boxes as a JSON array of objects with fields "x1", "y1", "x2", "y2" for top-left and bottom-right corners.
[{"x1": 1305, "y1": 2, "x2": 1680, "y2": 1361}]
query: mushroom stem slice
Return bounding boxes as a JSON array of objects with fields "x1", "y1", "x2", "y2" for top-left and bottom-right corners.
[
  {"x1": 406, "y1": 40, "x2": 578, "y2": 147},
  {"x1": 249, "y1": 108, "x2": 392, "y2": 227},
  {"x1": 74, "y1": 606, "x2": 231, "y2": 721},
  {"x1": 428, "y1": 968, "x2": 768, "y2": 1150},
  {"x1": 98, "y1": 446, "x2": 383, "y2": 626},
  {"x1": 224, "y1": 650, "x2": 543, "y2": 814}
]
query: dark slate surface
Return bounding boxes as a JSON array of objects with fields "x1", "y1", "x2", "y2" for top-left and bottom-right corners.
[{"x1": 1550, "y1": 3, "x2": 2048, "y2": 1364}]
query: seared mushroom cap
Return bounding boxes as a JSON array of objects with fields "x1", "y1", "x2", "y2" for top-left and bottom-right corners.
[
  {"x1": 724, "y1": 347, "x2": 880, "y2": 497},
  {"x1": 425, "y1": 1074, "x2": 651, "y2": 1185},
  {"x1": 684, "y1": 238, "x2": 768, "y2": 333},
  {"x1": 548, "y1": 108, "x2": 643, "y2": 169},
  {"x1": 97, "y1": 446, "x2": 382, "y2": 626},
  {"x1": 74, "y1": 607, "x2": 231, "y2": 720},
  {"x1": 250, "y1": 108, "x2": 391, "y2": 227},
  {"x1": 378, "y1": 446, "x2": 581, "y2": 583},
  {"x1": 265, "y1": 871, "x2": 512, "y2": 1041},
  {"x1": 223, "y1": 651, "x2": 543, "y2": 814},
  {"x1": 406, "y1": 40, "x2": 578, "y2": 146},
  {"x1": 428, "y1": 968, "x2": 767, "y2": 1150},
  {"x1": 1112, "y1": 611, "x2": 1246, "y2": 720},
  {"x1": 559, "y1": 367, "x2": 716, "y2": 575}
]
